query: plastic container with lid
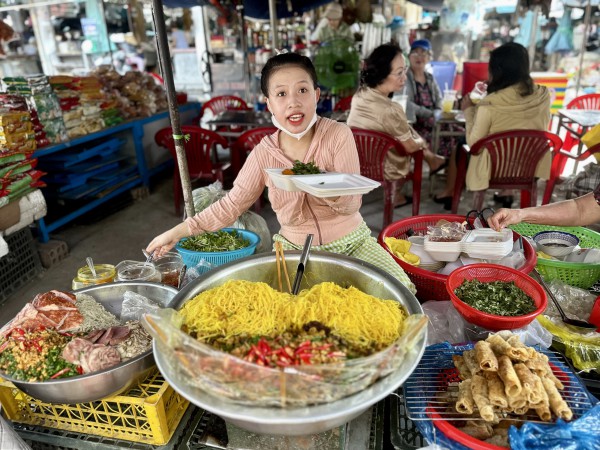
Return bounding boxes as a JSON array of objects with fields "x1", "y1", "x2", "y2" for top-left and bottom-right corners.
[
  {"x1": 72, "y1": 264, "x2": 116, "y2": 290},
  {"x1": 116, "y1": 260, "x2": 161, "y2": 283},
  {"x1": 153, "y1": 252, "x2": 184, "y2": 288}
]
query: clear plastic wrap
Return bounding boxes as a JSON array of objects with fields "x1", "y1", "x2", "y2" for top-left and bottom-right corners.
[
  {"x1": 121, "y1": 291, "x2": 161, "y2": 322},
  {"x1": 143, "y1": 309, "x2": 427, "y2": 407},
  {"x1": 192, "y1": 182, "x2": 272, "y2": 253}
]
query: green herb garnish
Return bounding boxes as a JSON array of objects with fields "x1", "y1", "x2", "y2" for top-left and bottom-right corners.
[
  {"x1": 454, "y1": 279, "x2": 536, "y2": 316},
  {"x1": 180, "y1": 230, "x2": 250, "y2": 253},
  {"x1": 290, "y1": 160, "x2": 322, "y2": 175}
]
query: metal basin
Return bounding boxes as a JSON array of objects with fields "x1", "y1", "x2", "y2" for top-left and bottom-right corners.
[
  {"x1": 154, "y1": 251, "x2": 426, "y2": 435},
  {"x1": 3, "y1": 282, "x2": 178, "y2": 404}
]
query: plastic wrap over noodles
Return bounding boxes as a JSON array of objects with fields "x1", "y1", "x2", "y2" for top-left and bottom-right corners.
[{"x1": 143, "y1": 309, "x2": 427, "y2": 407}]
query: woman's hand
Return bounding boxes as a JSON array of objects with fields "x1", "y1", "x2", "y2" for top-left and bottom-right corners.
[
  {"x1": 146, "y1": 222, "x2": 189, "y2": 258},
  {"x1": 488, "y1": 208, "x2": 523, "y2": 232},
  {"x1": 460, "y1": 94, "x2": 474, "y2": 111}
]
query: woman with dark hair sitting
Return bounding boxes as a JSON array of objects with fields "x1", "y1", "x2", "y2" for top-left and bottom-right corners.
[
  {"x1": 347, "y1": 43, "x2": 445, "y2": 208},
  {"x1": 433, "y1": 42, "x2": 552, "y2": 209}
]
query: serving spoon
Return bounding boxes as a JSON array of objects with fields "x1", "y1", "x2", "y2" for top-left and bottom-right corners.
[
  {"x1": 532, "y1": 269, "x2": 597, "y2": 330},
  {"x1": 86, "y1": 257, "x2": 97, "y2": 278}
]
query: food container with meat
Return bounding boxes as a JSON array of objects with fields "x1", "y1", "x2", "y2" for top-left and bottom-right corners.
[
  {"x1": 0, "y1": 282, "x2": 177, "y2": 403},
  {"x1": 146, "y1": 251, "x2": 427, "y2": 435}
]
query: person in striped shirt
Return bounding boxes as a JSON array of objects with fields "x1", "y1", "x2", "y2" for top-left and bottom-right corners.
[{"x1": 147, "y1": 52, "x2": 415, "y2": 294}]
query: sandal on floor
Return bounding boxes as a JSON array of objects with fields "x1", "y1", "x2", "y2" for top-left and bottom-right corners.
[
  {"x1": 394, "y1": 196, "x2": 413, "y2": 209},
  {"x1": 429, "y1": 160, "x2": 449, "y2": 176}
]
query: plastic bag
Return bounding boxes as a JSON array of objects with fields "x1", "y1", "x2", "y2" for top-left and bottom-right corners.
[
  {"x1": 421, "y1": 300, "x2": 553, "y2": 348},
  {"x1": 179, "y1": 258, "x2": 216, "y2": 288},
  {"x1": 509, "y1": 404, "x2": 600, "y2": 450},
  {"x1": 192, "y1": 181, "x2": 272, "y2": 253},
  {"x1": 426, "y1": 221, "x2": 466, "y2": 242},
  {"x1": 121, "y1": 291, "x2": 161, "y2": 322},
  {"x1": 544, "y1": 280, "x2": 596, "y2": 322},
  {"x1": 142, "y1": 308, "x2": 427, "y2": 407}
]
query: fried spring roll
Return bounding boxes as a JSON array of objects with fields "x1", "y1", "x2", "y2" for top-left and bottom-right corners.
[
  {"x1": 486, "y1": 333, "x2": 513, "y2": 357},
  {"x1": 512, "y1": 406, "x2": 530, "y2": 416},
  {"x1": 484, "y1": 371, "x2": 508, "y2": 408},
  {"x1": 514, "y1": 363, "x2": 541, "y2": 404},
  {"x1": 506, "y1": 335, "x2": 536, "y2": 361},
  {"x1": 471, "y1": 374, "x2": 496, "y2": 422},
  {"x1": 463, "y1": 350, "x2": 481, "y2": 376},
  {"x1": 461, "y1": 421, "x2": 493, "y2": 440},
  {"x1": 456, "y1": 379, "x2": 474, "y2": 414},
  {"x1": 529, "y1": 372, "x2": 547, "y2": 407},
  {"x1": 497, "y1": 355, "x2": 522, "y2": 397},
  {"x1": 476, "y1": 341, "x2": 499, "y2": 372},
  {"x1": 541, "y1": 377, "x2": 573, "y2": 421},
  {"x1": 453, "y1": 355, "x2": 472, "y2": 380},
  {"x1": 535, "y1": 405, "x2": 552, "y2": 421},
  {"x1": 507, "y1": 392, "x2": 527, "y2": 411},
  {"x1": 524, "y1": 353, "x2": 549, "y2": 373}
]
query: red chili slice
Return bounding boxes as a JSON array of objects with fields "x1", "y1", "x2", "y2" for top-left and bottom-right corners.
[{"x1": 50, "y1": 367, "x2": 72, "y2": 379}]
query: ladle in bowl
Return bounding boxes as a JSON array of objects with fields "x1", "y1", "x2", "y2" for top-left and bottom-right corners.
[{"x1": 532, "y1": 269, "x2": 596, "y2": 330}]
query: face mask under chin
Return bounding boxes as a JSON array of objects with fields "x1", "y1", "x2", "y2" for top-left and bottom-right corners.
[{"x1": 271, "y1": 113, "x2": 318, "y2": 140}]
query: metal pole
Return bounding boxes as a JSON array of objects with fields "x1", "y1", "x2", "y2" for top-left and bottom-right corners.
[
  {"x1": 575, "y1": 0, "x2": 592, "y2": 97},
  {"x1": 237, "y1": 3, "x2": 251, "y2": 103},
  {"x1": 268, "y1": 0, "x2": 279, "y2": 49},
  {"x1": 150, "y1": 0, "x2": 195, "y2": 219}
]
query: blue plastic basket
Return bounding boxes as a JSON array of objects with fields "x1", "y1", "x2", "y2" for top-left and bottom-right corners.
[{"x1": 175, "y1": 228, "x2": 260, "y2": 269}]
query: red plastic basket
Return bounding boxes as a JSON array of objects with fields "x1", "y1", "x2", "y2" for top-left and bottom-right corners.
[
  {"x1": 378, "y1": 215, "x2": 537, "y2": 302},
  {"x1": 446, "y1": 264, "x2": 547, "y2": 330}
]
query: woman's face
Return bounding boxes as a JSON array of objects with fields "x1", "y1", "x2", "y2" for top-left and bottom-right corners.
[
  {"x1": 376, "y1": 53, "x2": 407, "y2": 96},
  {"x1": 266, "y1": 66, "x2": 320, "y2": 134},
  {"x1": 409, "y1": 48, "x2": 430, "y2": 71}
]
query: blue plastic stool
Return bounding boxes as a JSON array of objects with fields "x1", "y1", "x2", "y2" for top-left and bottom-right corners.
[{"x1": 430, "y1": 61, "x2": 457, "y2": 92}]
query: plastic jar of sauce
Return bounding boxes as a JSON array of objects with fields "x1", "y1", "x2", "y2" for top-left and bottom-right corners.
[
  {"x1": 116, "y1": 260, "x2": 161, "y2": 283},
  {"x1": 72, "y1": 264, "x2": 116, "y2": 290},
  {"x1": 153, "y1": 252, "x2": 184, "y2": 288}
]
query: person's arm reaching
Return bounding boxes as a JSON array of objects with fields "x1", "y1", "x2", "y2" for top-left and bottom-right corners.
[{"x1": 488, "y1": 193, "x2": 600, "y2": 231}]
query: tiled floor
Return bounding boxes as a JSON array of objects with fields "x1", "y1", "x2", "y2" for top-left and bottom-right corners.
[{"x1": 0, "y1": 168, "x2": 565, "y2": 327}]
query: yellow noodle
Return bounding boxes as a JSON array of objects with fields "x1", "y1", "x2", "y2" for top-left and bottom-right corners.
[{"x1": 179, "y1": 280, "x2": 407, "y2": 348}]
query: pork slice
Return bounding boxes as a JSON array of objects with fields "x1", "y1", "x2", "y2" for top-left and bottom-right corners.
[
  {"x1": 0, "y1": 303, "x2": 38, "y2": 337},
  {"x1": 81, "y1": 345, "x2": 121, "y2": 373},
  {"x1": 62, "y1": 338, "x2": 93, "y2": 364},
  {"x1": 32, "y1": 291, "x2": 78, "y2": 311},
  {"x1": 108, "y1": 326, "x2": 130, "y2": 345},
  {"x1": 57, "y1": 310, "x2": 84, "y2": 332},
  {"x1": 96, "y1": 327, "x2": 115, "y2": 346},
  {"x1": 50, "y1": 290, "x2": 76, "y2": 303},
  {"x1": 85, "y1": 329, "x2": 105, "y2": 343}
]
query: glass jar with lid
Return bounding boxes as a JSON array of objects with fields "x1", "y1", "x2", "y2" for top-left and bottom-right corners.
[
  {"x1": 116, "y1": 260, "x2": 162, "y2": 283},
  {"x1": 72, "y1": 264, "x2": 116, "y2": 290}
]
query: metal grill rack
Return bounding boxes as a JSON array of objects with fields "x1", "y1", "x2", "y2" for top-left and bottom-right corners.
[{"x1": 403, "y1": 343, "x2": 595, "y2": 423}]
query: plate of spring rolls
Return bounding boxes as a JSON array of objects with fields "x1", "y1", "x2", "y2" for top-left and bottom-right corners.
[{"x1": 403, "y1": 332, "x2": 595, "y2": 449}]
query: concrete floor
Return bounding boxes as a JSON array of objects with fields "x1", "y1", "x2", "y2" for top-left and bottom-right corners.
[{"x1": 0, "y1": 168, "x2": 561, "y2": 328}]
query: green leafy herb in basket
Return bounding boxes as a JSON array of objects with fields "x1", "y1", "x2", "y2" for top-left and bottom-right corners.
[
  {"x1": 180, "y1": 230, "x2": 250, "y2": 253},
  {"x1": 454, "y1": 279, "x2": 536, "y2": 316}
]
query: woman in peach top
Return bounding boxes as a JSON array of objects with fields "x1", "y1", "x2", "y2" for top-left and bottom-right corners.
[{"x1": 147, "y1": 52, "x2": 415, "y2": 293}]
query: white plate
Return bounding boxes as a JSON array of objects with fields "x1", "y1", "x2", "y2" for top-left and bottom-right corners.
[{"x1": 292, "y1": 173, "x2": 380, "y2": 198}]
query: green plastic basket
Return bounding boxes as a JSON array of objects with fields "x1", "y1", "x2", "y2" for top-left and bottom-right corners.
[{"x1": 510, "y1": 223, "x2": 600, "y2": 289}]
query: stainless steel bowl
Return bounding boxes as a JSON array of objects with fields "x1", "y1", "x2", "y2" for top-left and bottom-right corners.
[
  {"x1": 154, "y1": 251, "x2": 426, "y2": 435},
  {"x1": 3, "y1": 282, "x2": 178, "y2": 404}
]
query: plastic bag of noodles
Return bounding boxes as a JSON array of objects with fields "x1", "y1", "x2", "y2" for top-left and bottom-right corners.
[{"x1": 142, "y1": 280, "x2": 427, "y2": 407}]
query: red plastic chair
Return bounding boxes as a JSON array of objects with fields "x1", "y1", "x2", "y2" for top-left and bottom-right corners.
[
  {"x1": 230, "y1": 126, "x2": 277, "y2": 212},
  {"x1": 334, "y1": 95, "x2": 353, "y2": 112},
  {"x1": 451, "y1": 130, "x2": 563, "y2": 213},
  {"x1": 351, "y1": 128, "x2": 423, "y2": 227},
  {"x1": 544, "y1": 142, "x2": 600, "y2": 203},
  {"x1": 199, "y1": 95, "x2": 250, "y2": 134},
  {"x1": 561, "y1": 94, "x2": 600, "y2": 155},
  {"x1": 155, "y1": 125, "x2": 231, "y2": 216}
]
